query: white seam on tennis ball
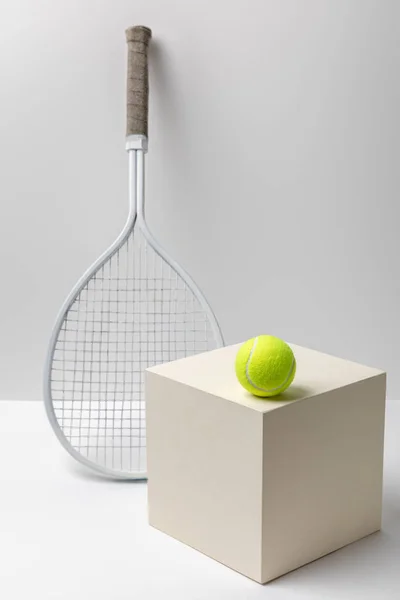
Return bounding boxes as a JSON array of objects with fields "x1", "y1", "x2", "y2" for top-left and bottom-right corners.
[{"x1": 245, "y1": 337, "x2": 295, "y2": 393}]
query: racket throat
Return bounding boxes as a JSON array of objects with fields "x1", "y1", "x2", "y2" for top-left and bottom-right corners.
[{"x1": 127, "y1": 138, "x2": 147, "y2": 223}]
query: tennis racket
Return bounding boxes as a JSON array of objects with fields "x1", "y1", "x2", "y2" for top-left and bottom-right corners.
[{"x1": 44, "y1": 26, "x2": 224, "y2": 480}]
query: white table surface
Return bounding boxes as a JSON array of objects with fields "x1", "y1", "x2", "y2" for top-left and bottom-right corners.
[{"x1": 1, "y1": 400, "x2": 399, "y2": 600}]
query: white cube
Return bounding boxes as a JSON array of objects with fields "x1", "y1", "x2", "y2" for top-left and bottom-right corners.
[{"x1": 146, "y1": 343, "x2": 386, "y2": 584}]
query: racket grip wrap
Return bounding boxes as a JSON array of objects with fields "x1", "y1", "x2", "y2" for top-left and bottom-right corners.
[{"x1": 126, "y1": 26, "x2": 152, "y2": 137}]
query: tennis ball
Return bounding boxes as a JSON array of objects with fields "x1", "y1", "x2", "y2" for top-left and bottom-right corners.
[{"x1": 235, "y1": 335, "x2": 296, "y2": 398}]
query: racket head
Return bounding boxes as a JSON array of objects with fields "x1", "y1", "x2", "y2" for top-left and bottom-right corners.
[{"x1": 44, "y1": 212, "x2": 223, "y2": 480}]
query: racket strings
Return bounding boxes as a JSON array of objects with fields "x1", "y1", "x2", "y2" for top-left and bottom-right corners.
[{"x1": 50, "y1": 228, "x2": 217, "y2": 475}]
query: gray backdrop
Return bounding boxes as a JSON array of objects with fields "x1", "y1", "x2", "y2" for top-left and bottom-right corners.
[{"x1": 0, "y1": 0, "x2": 399, "y2": 400}]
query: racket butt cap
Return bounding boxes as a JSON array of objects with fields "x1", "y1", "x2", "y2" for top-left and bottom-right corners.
[{"x1": 125, "y1": 26, "x2": 152, "y2": 44}]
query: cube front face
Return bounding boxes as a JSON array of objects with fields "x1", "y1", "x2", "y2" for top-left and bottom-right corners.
[
  {"x1": 146, "y1": 373, "x2": 264, "y2": 582},
  {"x1": 146, "y1": 344, "x2": 386, "y2": 584},
  {"x1": 261, "y1": 375, "x2": 386, "y2": 583}
]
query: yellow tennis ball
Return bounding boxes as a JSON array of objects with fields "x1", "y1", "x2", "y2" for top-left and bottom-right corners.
[{"x1": 235, "y1": 335, "x2": 296, "y2": 398}]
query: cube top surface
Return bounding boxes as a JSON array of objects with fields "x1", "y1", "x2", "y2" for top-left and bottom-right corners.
[{"x1": 147, "y1": 342, "x2": 384, "y2": 413}]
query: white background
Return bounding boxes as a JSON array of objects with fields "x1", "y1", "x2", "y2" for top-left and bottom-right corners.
[{"x1": 1, "y1": 0, "x2": 399, "y2": 400}]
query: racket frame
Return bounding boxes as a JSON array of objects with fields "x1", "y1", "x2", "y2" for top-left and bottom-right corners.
[{"x1": 43, "y1": 135, "x2": 224, "y2": 479}]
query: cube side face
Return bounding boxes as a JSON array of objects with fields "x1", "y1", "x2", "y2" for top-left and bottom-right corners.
[
  {"x1": 146, "y1": 371, "x2": 264, "y2": 582},
  {"x1": 261, "y1": 374, "x2": 386, "y2": 583}
]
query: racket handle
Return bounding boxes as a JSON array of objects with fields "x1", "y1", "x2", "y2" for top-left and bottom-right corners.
[{"x1": 126, "y1": 26, "x2": 152, "y2": 138}]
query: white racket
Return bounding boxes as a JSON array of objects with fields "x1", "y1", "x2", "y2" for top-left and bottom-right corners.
[{"x1": 43, "y1": 26, "x2": 224, "y2": 480}]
